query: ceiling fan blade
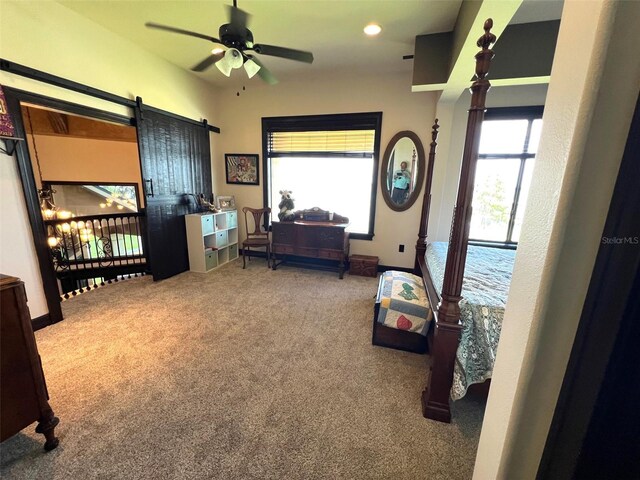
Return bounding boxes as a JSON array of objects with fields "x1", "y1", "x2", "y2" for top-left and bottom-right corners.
[
  {"x1": 191, "y1": 53, "x2": 225, "y2": 72},
  {"x1": 145, "y1": 22, "x2": 222, "y2": 44},
  {"x1": 252, "y1": 44, "x2": 314, "y2": 64},
  {"x1": 225, "y1": 4, "x2": 250, "y2": 34},
  {"x1": 249, "y1": 56, "x2": 278, "y2": 85}
]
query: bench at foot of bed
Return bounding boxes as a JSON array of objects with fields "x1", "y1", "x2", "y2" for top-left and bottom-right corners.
[{"x1": 372, "y1": 271, "x2": 433, "y2": 354}]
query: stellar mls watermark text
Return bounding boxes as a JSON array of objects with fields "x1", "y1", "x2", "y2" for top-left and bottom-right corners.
[{"x1": 601, "y1": 236, "x2": 639, "y2": 245}]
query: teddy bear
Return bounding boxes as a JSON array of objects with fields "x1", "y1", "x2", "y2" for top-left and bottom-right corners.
[{"x1": 278, "y1": 190, "x2": 297, "y2": 221}]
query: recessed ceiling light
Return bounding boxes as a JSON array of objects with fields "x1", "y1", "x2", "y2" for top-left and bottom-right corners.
[
  {"x1": 212, "y1": 47, "x2": 224, "y2": 54},
  {"x1": 364, "y1": 23, "x2": 382, "y2": 36}
]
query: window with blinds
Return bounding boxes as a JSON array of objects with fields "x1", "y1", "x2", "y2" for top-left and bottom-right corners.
[
  {"x1": 268, "y1": 130, "x2": 376, "y2": 155},
  {"x1": 262, "y1": 112, "x2": 382, "y2": 239}
]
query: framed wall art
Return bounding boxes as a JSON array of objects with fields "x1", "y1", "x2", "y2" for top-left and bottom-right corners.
[{"x1": 225, "y1": 154, "x2": 259, "y2": 185}]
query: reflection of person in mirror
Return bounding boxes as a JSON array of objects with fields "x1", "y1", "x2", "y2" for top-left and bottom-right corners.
[{"x1": 391, "y1": 161, "x2": 411, "y2": 203}]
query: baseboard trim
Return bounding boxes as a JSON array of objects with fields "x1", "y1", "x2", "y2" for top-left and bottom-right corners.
[
  {"x1": 377, "y1": 264, "x2": 414, "y2": 273},
  {"x1": 32, "y1": 313, "x2": 52, "y2": 331},
  {"x1": 241, "y1": 250, "x2": 413, "y2": 276}
]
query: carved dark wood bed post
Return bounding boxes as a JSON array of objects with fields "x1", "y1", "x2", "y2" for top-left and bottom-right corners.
[
  {"x1": 422, "y1": 19, "x2": 496, "y2": 423},
  {"x1": 414, "y1": 119, "x2": 440, "y2": 273}
]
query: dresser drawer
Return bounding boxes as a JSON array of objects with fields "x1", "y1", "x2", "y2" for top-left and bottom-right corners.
[
  {"x1": 318, "y1": 249, "x2": 343, "y2": 260},
  {"x1": 296, "y1": 246, "x2": 319, "y2": 258},
  {"x1": 273, "y1": 244, "x2": 295, "y2": 254}
]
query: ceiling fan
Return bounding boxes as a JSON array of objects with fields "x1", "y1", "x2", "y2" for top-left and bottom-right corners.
[{"x1": 145, "y1": 0, "x2": 314, "y2": 85}]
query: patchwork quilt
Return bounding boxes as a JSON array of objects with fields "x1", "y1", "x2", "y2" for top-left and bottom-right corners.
[{"x1": 376, "y1": 271, "x2": 433, "y2": 336}]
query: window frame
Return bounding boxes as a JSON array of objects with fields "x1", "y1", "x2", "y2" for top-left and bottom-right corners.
[
  {"x1": 262, "y1": 112, "x2": 383, "y2": 240},
  {"x1": 469, "y1": 105, "x2": 544, "y2": 249}
]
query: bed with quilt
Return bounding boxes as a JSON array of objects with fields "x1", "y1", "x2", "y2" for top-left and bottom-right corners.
[{"x1": 425, "y1": 242, "x2": 516, "y2": 400}]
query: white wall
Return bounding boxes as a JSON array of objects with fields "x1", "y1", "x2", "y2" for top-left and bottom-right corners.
[
  {"x1": 0, "y1": 1, "x2": 221, "y2": 318},
  {"x1": 474, "y1": 0, "x2": 640, "y2": 477},
  {"x1": 212, "y1": 72, "x2": 438, "y2": 267},
  {"x1": 0, "y1": 151, "x2": 48, "y2": 317}
]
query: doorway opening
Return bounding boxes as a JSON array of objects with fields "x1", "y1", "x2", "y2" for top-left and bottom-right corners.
[
  {"x1": 3, "y1": 85, "x2": 149, "y2": 325},
  {"x1": 21, "y1": 103, "x2": 147, "y2": 305},
  {"x1": 21, "y1": 104, "x2": 147, "y2": 301}
]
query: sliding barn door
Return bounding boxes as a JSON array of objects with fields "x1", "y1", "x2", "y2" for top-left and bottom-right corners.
[{"x1": 135, "y1": 108, "x2": 212, "y2": 280}]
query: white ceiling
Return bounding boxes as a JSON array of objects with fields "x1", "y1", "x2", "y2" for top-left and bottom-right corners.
[
  {"x1": 58, "y1": 0, "x2": 562, "y2": 88},
  {"x1": 59, "y1": 0, "x2": 463, "y2": 87}
]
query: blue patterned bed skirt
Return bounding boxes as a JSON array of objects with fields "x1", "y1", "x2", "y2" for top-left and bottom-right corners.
[{"x1": 426, "y1": 242, "x2": 515, "y2": 400}]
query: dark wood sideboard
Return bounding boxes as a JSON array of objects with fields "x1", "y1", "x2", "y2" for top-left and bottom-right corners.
[
  {"x1": 0, "y1": 274, "x2": 59, "y2": 451},
  {"x1": 271, "y1": 220, "x2": 350, "y2": 278}
]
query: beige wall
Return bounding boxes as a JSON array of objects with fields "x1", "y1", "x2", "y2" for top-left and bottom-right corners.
[
  {"x1": 213, "y1": 72, "x2": 438, "y2": 267},
  {"x1": 0, "y1": 2, "x2": 220, "y2": 122},
  {"x1": 474, "y1": 0, "x2": 640, "y2": 477},
  {"x1": 0, "y1": 1, "x2": 220, "y2": 318}
]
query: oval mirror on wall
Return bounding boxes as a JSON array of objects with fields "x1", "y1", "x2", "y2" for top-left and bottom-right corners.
[{"x1": 380, "y1": 131, "x2": 425, "y2": 211}]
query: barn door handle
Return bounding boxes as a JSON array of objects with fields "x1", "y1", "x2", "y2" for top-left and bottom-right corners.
[{"x1": 144, "y1": 178, "x2": 154, "y2": 197}]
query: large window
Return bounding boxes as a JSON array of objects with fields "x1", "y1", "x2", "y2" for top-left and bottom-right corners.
[
  {"x1": 469, "y1": 107, "x2": 543, "y2": 246},
  {"x1": 262, "y1": 113, "x2": 382, "y2": 239}
]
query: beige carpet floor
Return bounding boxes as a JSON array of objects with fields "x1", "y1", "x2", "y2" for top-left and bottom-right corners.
[{"x1": 0, "y1": 260, "x2": 485, "y2": 479}]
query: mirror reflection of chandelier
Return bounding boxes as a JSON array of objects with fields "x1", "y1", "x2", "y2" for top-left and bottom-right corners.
[{"x1": 99, "y1": 190, "x2": 135, "y2": 211}]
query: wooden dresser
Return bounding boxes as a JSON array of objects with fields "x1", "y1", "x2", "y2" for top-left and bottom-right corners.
[
  {"x1": 0, "y1": 274, "x2": 59, "y2": 451},
  {"x1": 271, "y1": 219, "x2": 350, "y2": 278}
]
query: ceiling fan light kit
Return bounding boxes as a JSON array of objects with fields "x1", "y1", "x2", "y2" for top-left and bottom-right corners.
[
  {"x1": 243, "y1": 58, "x2": 261, "y2": 79},
  {"x1": 215, "y1": 48, "x2": 243, "y2": 77},
  {"x1": 145, "y1": 1, "x2": 313, "y2": 84},
  {"x1": 215, "y1": 57, "x2": 233, "y2": 77}
]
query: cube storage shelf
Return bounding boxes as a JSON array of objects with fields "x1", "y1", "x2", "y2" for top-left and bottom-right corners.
[{"x1": 185, "y1": 210, "x2": 239, "y2": 273}]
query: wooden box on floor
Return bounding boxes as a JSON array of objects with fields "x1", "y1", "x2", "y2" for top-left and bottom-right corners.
[{"x1": 349, "y1": 255, "x2": 379, "y2": 277}]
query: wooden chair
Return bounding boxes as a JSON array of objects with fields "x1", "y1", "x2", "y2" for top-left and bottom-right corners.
[{"x1": 242, "y1": 207, "x2": 271, "y2": 269}]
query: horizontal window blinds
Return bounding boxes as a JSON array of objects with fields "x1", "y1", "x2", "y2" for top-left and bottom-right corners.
[{"x1": 269, "y1": 130, "x2": 376, "y2": 154}]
